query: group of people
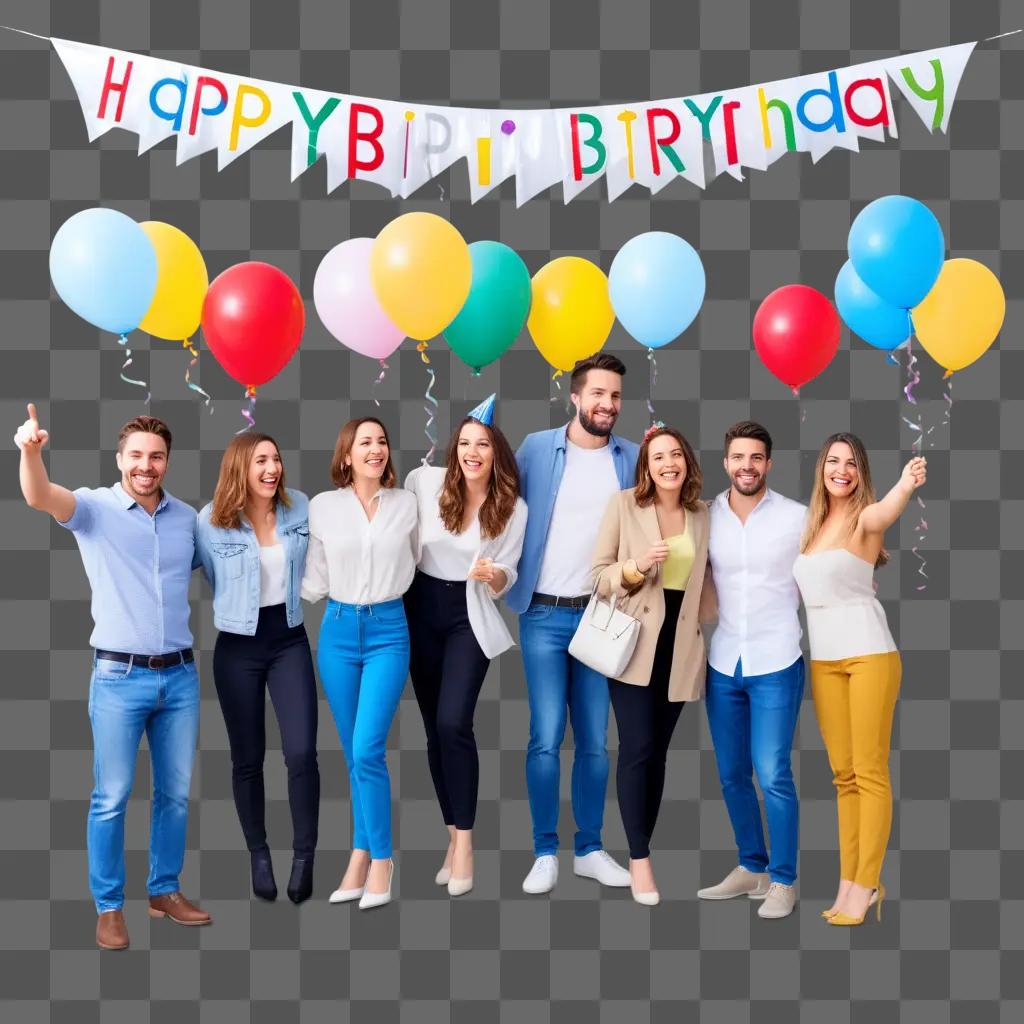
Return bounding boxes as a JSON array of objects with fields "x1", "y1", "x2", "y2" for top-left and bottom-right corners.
[{"x1": 14, "y1": 352, "x2": 926, "y2": 951}]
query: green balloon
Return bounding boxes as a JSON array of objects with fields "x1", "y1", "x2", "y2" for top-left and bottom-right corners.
[{"x1": 443, "y1": 241, "x2": 531, "y2": 372}]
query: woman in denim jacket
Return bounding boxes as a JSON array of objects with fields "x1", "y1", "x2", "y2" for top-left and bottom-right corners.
[{"x1": 197, "y1": 433, "x2": 319, "y2": 904}]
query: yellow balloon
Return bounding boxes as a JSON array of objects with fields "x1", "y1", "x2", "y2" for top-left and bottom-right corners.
[
  {"x1": 370, "y1": 213, "x2": 471, "y2": 340},
  {"x1": 139, "y1": 222, "x2": 209, "y2": 341},
  {"x1": 528, "y1": 257, "x2": 614, "y2": 372},
  {"x1": 912, "y1": 258, "x2": 1005, "y2": 374}
]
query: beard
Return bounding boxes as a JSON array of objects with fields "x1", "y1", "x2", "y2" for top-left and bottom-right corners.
[
  {"x1": 578, "y1": 406, "x2": 617, "y2": 438},
  {"x1": 731, "y1": 471, "x2": 766, "y2": 497}
]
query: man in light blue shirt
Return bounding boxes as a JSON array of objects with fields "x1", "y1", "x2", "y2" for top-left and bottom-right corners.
[{"x1": 15, "y1": 405, "x2": 211, "y2": 950}]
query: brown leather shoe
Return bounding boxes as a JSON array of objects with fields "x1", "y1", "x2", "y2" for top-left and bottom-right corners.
[
  {"x1": 148, "y1": 892, "x2": 212, "y2": 926},
  {"x1": 96, "y1": 910, "x2": 129, "y2": 950}
]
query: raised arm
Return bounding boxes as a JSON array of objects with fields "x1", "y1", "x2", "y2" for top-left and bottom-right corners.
[
  {"x1": 14, "y1": 403, "x2": 76, "y2": 522},
  {"x1": 858, "y1": 456, "x2": 927, "y2": 537}
]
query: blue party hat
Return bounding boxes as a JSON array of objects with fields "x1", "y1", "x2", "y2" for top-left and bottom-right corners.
[{"x1": 467, "y1": 393, "x2": 496, "y2": 427}]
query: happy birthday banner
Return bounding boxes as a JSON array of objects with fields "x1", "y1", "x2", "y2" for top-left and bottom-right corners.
[{"x1": 49, "y1": 35, "x2": 977, "y2": 205}]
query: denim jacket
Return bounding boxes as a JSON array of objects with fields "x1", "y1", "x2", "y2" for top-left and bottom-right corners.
[{"x1": 196, "y1": 489, "x2": 309, "y2": 635}]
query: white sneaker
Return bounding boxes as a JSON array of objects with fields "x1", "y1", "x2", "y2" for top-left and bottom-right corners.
[
  {"x1": 522, "y1": 855, "x2": 559, "y2": 894},
  {"x1": 573, "y1": 850, "x2": 631, "y2": 888},
  {"x1": 697, "y1": 865, "x2": 771, "y2": 900},
  {"x1": 757, "y1": 882, "x2": 796, "y2": 919}
]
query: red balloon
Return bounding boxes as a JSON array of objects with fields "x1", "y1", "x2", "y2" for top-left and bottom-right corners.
[
  {"x1": 752, "y1": 284, "x2": 840, "y2": 390},
  {"x1": 202, "y1": 262, "x2": 305, "y2": 388}
]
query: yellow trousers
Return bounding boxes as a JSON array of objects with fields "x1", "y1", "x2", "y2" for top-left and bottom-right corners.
[{"x1": 810, "y1": 652, "x2": 902, "y2": 889}]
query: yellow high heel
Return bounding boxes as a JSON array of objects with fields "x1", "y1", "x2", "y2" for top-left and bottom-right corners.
[{"x1": 828, "y1": 884, "x2": 885, "y2": 926}]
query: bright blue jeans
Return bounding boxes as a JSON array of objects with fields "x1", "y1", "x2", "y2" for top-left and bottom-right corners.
[
  {"x1": 318, "y1": 599, "x2": 409, "y2": 860},
  {"x1": 87, "y1": 655, "x2": 200, "y2": 913},
  {"x1": 705, "y1": 656, "x2": 805, "y2": 885},
  {"x1": 519, "y1": 602, "x2": 610, "y2": 857}
]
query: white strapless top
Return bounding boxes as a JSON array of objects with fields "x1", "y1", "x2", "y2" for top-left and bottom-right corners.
[{"x1": 792, "y1": 549, "x2": 896, "y2": 661}]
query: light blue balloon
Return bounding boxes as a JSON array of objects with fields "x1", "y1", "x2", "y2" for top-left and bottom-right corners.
[
  {"x1": 848, "y1": 195, "x2": 944, "y2": 310},
  {"x1": 608, "y1": 231, "x2": 705, "y2": 349},
  {"x1": 49, "y1": 208, "x2": 158, "y2": 336},
  {"x1": 834, "y1": 260, "x2": 911, "y2": 351}
]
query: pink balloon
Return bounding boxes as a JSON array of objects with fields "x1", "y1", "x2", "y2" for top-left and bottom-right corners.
[{"x1": 313, "y1": 238, "x2": 405, "y2": 360}]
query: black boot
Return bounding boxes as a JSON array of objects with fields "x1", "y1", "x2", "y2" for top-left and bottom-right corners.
[
  {"x1": 287, "y1": 856, "x2": 314, "y2": 904},
  {"x1": 250, "y1": 847, "x2": 277, "y2": 901}
]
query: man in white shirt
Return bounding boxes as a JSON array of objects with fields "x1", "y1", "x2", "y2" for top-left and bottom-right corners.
[{"x1": 698, "y1": 421, "x2": 807, "y2": 919}]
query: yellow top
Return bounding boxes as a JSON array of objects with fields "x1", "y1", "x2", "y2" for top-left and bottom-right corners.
[{"x1": 661, "y1": 519, "x2": 695, "y2": 591}]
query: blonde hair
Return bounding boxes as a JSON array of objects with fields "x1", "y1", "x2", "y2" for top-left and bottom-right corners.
[
  {"x1": 210, "y1": 433, "x2": 291, "y2": 530},
  {"x1": 801, "y1": 432, "x2": 888, "y2": 567}
]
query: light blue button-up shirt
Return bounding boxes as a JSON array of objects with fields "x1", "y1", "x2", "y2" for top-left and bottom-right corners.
[{"x1": 58, "y1": 482, "x2": 198, "y2": 654}]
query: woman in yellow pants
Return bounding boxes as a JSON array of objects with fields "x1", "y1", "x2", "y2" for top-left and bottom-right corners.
[{"x1": 793, "y1": 433, "x2": 926, "y2": 926}]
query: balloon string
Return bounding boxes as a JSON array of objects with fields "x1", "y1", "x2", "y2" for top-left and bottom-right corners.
[
  {"x1": 550, "y1": 368, "x2": 563, "y2": 404},
  {"x1": 237, "y1": 385, "x2": 257, "y2": 433},
  {"x1": 372, "y1": 358, "x2": 389, "y2": 408},
  {"x1": 943, "y1": 374, "x2": 953, "y2": 431},
  {"x1": 901, "y1": 338, "x2": 929, "y2": 591},
  {"x1": 646, "y1": 347, "x2": 658, "y2": 424},
  {"x1": 117, "y1": 334, "x2": 150, "y2": 405},
  {"x1": 181, "y1": 338, "x2": 213, "y2": 412},
  {"x1": 417, "y1": 341, "x2": 439, "y2": 465}
]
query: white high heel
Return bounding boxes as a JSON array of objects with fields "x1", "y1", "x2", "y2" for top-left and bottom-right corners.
[
  {"x1": 631, "y1": 883, "x2": 660, "y2": 907},
  {"x1": 435, "y1": 866, "x2": 451, "y2": 886},
  {"x1": 358, "y1": 860, "x2": 394, "y2": 911},
  {"x1": 447, "y1": 875, "x2": 473, "y2": 897},
  {"x1": 328, "y1": 884, "x2": 364, "y2": 904}
]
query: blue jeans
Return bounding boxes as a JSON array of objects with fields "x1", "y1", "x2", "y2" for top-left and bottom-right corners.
[
  {"x1": 705, "y1": 657, "x2": 805, "y2": 885},
  {"x1": 519, "y1": 603, "x2": 610, "y2": 856},
  {"x1": 318, "y1": 599, "x2": 409, "y2": 860},
  {"x1": 88, "y1": 655, "x2": 200, "y2": 913}
]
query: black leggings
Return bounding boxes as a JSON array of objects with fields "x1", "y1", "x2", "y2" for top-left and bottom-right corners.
[
  {"x1": 212, "y1": 604, "x2": 320, "y2": 856},
  {"x1": 609, "y1": 588, "x2": 686, "y2": 860},
  {"x1": 405, "y1": 571, "x2": 492, "y2": 830}
]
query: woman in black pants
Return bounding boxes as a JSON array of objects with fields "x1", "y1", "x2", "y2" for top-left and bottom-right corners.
[
  {"x1": 404, "y1": 395, "x2": 527, "y2": 897},
  {"x1": 197, "y1": 433, "x2": 319, "y2": 903}
]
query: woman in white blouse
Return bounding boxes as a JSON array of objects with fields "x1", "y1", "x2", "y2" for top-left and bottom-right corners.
[
  {"x1": 302, "y1": 417, "x2": 418, "y2": 910},
  {"x1": 404, "y1": 395, "x2": 527, "y2": 897}
]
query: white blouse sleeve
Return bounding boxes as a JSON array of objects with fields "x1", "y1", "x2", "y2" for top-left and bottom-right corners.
[
  {"x1": 300, "y1": 503, "x2": 330, "y2": 603},
  {"x1": 487, "y1": 498, "x2": 528, "y2": 600}
]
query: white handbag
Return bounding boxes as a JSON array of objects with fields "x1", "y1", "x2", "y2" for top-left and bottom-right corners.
[{"x1": 568, "y1": 589, "x2": 642, "y2": 679}]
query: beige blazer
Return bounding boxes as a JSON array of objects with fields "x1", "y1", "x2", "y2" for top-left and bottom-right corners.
[{"x1": 592, "y1": 490, "x2": 717, "y2": 702}]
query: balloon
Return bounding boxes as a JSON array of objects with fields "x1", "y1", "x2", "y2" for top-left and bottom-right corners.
[
  {"x1": 752, "y1": 285, "x2": 841, "y2": 390},
  {"x1": 848, "y1": 195, "x2": 944, "y2": 309},
  {"x1": 202, "y1": 262, "x2": 305, "y2": 388},
  {"x1": 443, "y1": 241, "x2": 531, "y2": 372},
  {"x1": 834, "y1": 260, "x2": 910, "y2": 351},
  {"x1": 138, "y1": 222, "x2": 209, "y2": 341},
  {"x1": 370, "y1": 212, "x2": 472, "y2": 340},
  {"x1": 49, "y1": 208, "x2": 157, "y2": 335},
  {"x1": 608, "y1": 231, "x2": 705, "y2": 348},
  {"x1": 912, "y1": 258, "x2": 1005, "y2": 374},
  {"x1": 314, "y1": 238, "x2": 405, "y2": 361},
  {"x1": 527, "y1": 257, "x2": 614, "y2": 372}
]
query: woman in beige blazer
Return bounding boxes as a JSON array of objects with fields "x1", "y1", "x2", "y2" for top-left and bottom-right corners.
[{"x1": 592, "y1": 425, "x2": 715, "y2": 905}]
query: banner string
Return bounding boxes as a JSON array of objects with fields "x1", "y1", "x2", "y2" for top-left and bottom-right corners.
[
  {"x1": 417, "y1": 341, "x2": 439, "y2": 465},
  {"x1": 116, "y1": 333, "x2": 150, "y2": 404},
  {"x1": 181, "y1": 338, "x2": 212, "y2": 411},
  {"x1": 236, "y1": 385, "x2": 256, "y2": 433},
  {"x1": 371, "y1": 357, "x2": 389, "y2": 408}
]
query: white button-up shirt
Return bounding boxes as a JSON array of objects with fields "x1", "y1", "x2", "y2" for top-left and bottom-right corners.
[
  {"x1": 707, "y1": 487, "x2": 807, "y2": 677},
  {"x1": 301, "y1": 486, "x2": 418, "y2": 605}
]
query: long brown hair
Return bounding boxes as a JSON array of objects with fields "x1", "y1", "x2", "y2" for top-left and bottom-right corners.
[
  {"x1": 438, "y1": 417, "x2": 520, "y2": 539},
  {"x1": 634, "y1": 426, "x2": 703, "y2": 511},
  {"x1": 801, "y1": 432, "x2": 889, "y2": 567},
  {"x1": 330, "y1": 417, "x2": 397, "y2": 489},
  {"x1": 210, "y1": 433, "x2": 291, "y2": 529}
]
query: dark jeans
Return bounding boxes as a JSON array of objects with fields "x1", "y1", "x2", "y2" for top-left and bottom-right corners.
[
  {"x1": 405, "y1": 571, "x2": 492, "y2": 830},
  {"x1": 609, "y1": 588, "x2": 686, "y2": 860},
  {"x1": 213, "y1": 604, "x2": 320, "y2": 856}
]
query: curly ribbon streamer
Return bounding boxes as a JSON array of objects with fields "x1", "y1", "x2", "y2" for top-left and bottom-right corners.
[
  {"x1": 901, "y1": 337, "x2": 929, "y2": 590},
  {"x1": 646, "y1": 347, "x2": 659, "y2": 424},
  {"x1": 789, "y1": 386, "x2": 807, "y2": 425},
  {"x1": 417, "y1": 341, "x2": 439, "y2": 465},
  {"x1": 372, "y1": 358, "x2": 389, "y2": 408},
  {"x1": 181, "y1": 338, "x2": 212, "y2": 412},
  {"x1": 116, "y1": 333, "x2": 150, "y2": 405},
  {"x1": 943, "y1": 373, "x2": 953, "y2": 431},
  {"x1": 236, "y1": 385, "x2": 257, "y2": 434},
  {"x1": 550, "y1": 367, "x2": 563, "y2": 403}
]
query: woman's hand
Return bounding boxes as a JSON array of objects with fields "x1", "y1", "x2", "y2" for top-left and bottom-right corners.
[
  {"x1": 637, "y1": 542, "x2": 670, "y2": 575},
  {"x1": 900, "y1": 456, "x2": 927, "y2": 494},
  {"x1": 468, "y1": 557, "x2": 496, "y2": 584}
]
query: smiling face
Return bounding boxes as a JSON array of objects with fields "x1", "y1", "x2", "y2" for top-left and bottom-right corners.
[
  {"x1": 116, "y1": 431, "x2": 169, "y2": 500},
  {"x1": 572, "y1": 368, "x2": 622, "y2": 438},
  {"x1": 346, "y1": 420, "x2": 390, "y2": 484},
  {"x1": 823, "y1": 441, "x2": 860, "y2": 499},
  {"x1": 457, "y1": 420, "x2": 494, "y2": 486},
  {"x1": 246, "y1": 440, "x2": 283, "y2": 501},
  {"x1": 724, "y1": 437, "x2": 771, "y2": 498},
  {"x1": 648, "y1": 433, "x2": 687, "y2": 495}
]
